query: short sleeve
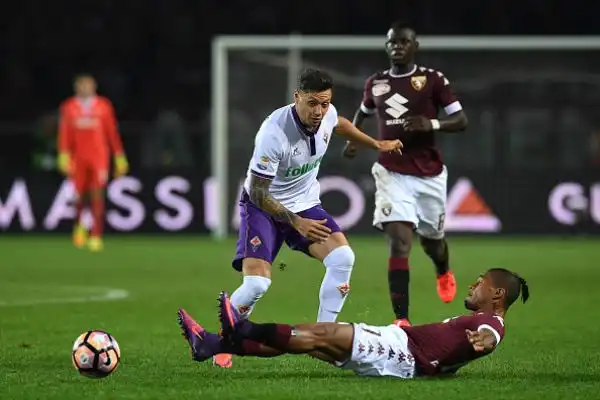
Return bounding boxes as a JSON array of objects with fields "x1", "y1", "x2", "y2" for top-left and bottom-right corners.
[
  {"x1": 476, "y1": 314, "x2": 505, "y2": 345},
  {"x1": 249, "y1": 121, "x2": 285, "y2": 179},
  {"x1": 432, "y1": 71, "x2": 463, "y2": 115},
  {"x1": 360, "y1": 75, "x2": 377, "y2": 115}
]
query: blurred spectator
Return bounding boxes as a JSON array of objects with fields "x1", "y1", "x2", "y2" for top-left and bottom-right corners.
[
  {"x1": 31, "y1": 111, "x2": 59, "y2": 171},
  {"x1": 142, "y1": 109, "x2": 193, "y2": 169}
]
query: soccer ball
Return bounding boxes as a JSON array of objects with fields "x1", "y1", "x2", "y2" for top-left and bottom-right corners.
[{"x1": 72, "y1": 330, "x2": 121, "y2": 378}]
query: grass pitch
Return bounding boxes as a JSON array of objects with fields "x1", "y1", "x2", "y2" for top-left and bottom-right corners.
[{"x1": 1, "y1": 236, "x2": 599, "y2": 400}]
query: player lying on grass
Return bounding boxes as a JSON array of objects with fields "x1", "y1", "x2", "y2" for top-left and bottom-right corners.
[{"x1": 177, "y1": 268, "x2": 528, "y2": 378}]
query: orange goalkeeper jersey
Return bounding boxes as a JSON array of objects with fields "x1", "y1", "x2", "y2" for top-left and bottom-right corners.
[{"x1": 58, "y1": 96, "x2": 124, "y2": 164}]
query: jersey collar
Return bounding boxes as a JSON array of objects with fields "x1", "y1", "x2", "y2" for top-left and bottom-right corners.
[{"x1": 291, "y1": 106, "x2": 319, "y2": 137}]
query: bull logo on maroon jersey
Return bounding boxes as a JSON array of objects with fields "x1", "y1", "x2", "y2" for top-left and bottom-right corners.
[{"x1": 410, "y1": 76, "x2": 427, "y2": 91}]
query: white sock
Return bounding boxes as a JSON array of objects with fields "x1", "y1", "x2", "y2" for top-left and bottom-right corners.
[
  {"x1": 317, "y1": 245, "x2": 355, "y2": 322},
  {"x1": 230, "y1": 275, "x2": 271, "y2": 319}
]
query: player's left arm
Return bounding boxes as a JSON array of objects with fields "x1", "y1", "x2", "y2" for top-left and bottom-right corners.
[
  {"x1": 103, "y1": 99, "x2": 129, "y2": 176},
  {"x1": 403, "y1": 72, "x2": 468, "y2": 133},
  {"x1": 432, "y1": 72, "x2": 468, "y2": 132},
  {"x1": 465, "y1": 328, "x2": 498, "y2": 352},
  {"x1": 335, "y1": 116, "x2": 402, "y2": 153},
  {"x1": 466, "y1": 315, "x2": 505, "y2": 353}
]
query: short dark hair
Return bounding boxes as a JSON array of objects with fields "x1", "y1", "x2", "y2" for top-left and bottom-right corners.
[
  {"x1": 73, "y1": 73, "x2": 95, "y2": 82},
  {"x1": 390, "y1": 20, "x2": 416, "y2": 35},
  {"x1": 296, "y1": 68, "x2": 333, "y2": 93},
  {"x1": 488, "y1": 268, "x2": 530, "y2": 307}
]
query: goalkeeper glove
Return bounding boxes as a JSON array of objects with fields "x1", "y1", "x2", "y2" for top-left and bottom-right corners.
[
  {"x1": 114, "y1": 154, "x2": 129, "y2": 177},
  {"x1": 57, "y1": 152, "x2": 71, "y2": 175}
]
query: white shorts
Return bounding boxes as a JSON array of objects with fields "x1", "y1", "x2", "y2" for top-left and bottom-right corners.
[
  {"x1": 337, "y1": 323, "x2": 416, "y2": 379},
  {"x1": 372, "y1": 162, "x2": 447, "y2": 239}
]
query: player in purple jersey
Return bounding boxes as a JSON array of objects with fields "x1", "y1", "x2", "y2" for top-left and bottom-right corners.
[
  {"x1": 212, "y1": 68, "x2": 402, "y2": 368},
  {"x1": 177, "y1": 268, "x2": 528, "y2": 379},
  {"x1": 343, "y1": 21, "x2": 469, "y2": 328}
]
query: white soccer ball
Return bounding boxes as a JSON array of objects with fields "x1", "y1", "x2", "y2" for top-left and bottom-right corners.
[{"x1": 72, "y1": 330, "x2": 121, "y2": 378}]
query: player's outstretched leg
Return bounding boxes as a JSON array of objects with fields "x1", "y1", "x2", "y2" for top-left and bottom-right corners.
[
  {"x1": 218, "y1": 291, "x2": 352, "y2": 362},
  {"x1": 177, "y1": 309, "x2": 223, "y2": 362},
  {"x1": 420, "y1": 237, "x2": 456, "y2": 303}
]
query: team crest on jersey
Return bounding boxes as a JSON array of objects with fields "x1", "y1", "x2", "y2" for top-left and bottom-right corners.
[
  {"x1": 372, "y1": 83, "x2": 391, "y2": 97},
  {"x1": 323, "y1": 133, "x2": 329, "y2": 144},
  {"x1": 410, "y1": 76, "x2": 427, "y2": 91},
  {"x1": 250, "y1": 236, "x2": 262, "y2": 250}
]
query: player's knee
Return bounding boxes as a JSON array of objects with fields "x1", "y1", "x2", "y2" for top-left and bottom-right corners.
[
  {"x1": 384, "y1": 223, "x2": 413, "y2": 257},
  {"x1": 324, "y1": 245, "x2": 355, "y2": 272},
  {"x1": 389, "y1": 236, "x2": 412, "y2": 258},
  {"x1": 242, "y1": 275, "x2": 272, "y2": 298}
]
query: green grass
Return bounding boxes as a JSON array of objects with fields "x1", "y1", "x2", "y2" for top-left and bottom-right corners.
[{"x1": 1, "y1": 236, "x2": 599, "y2": 399}]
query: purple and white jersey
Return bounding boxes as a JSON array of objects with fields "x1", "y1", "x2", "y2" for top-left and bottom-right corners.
[{"x1": 243, "y1": 104, "x2": 339, "y2": 213}]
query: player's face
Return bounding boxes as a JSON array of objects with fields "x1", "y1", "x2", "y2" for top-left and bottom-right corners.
[
  {"x1": 75, "y1": 77, "x2": 97, "y2": 97},
  {"x1": 294, "y1": 89, "x2": 332, "y2": 129},
  {"x1": 386, "y1": 28, "x2": 417, "y2": 65},
  {"x1": 464, "y1": 275, "x2": 494, "y2": 311}
]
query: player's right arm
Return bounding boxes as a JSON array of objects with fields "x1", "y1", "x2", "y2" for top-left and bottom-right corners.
[
  {"x1": 248, "y1": 124, "x2": 331, "y2": 242},
  {"x1": 343, "y1": 74, "x2": 377, "y2": 159},
  {"x1": 57, "y1": 102, "x2": 74, "y2": 175}
]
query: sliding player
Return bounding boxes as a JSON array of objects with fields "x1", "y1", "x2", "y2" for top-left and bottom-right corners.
[{"x1": 178, "y1": 268, "x2": 528, "y2": 378}]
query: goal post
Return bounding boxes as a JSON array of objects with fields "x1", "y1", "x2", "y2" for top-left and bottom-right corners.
[{"x1": 210, "y1": 35, "x2": 600, "y2": 240}]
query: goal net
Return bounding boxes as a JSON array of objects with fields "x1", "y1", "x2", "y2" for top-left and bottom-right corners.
[{"x1": 210, "y1": 35, "x2": 600, "y2": 239}]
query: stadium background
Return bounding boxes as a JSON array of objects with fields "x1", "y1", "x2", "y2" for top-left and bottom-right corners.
[
  {"x1": 1, "y1": 0, "x2": 599, "y2": 235},
  {"x1": 2, "y1": 2, "x2": 600, "y2": 400}
]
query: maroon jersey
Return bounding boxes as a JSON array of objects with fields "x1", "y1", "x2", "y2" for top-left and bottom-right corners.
[
  {"x1": 361, "y1": 65, "x2": 462, "y2": 177},
  {"x1": 403, "y1": 312, "x2": 505, "y2": 376}
]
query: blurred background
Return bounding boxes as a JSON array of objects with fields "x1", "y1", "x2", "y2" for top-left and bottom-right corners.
[{"x1": 1, "y1": 0, "x2": 600, "y2": 237}]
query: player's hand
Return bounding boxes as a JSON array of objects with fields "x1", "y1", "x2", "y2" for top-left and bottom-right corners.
[
  {"x1": 403, "y1": 115, "x2": 433, "y2": 132},
  {"x1": 465, "y1": 329, "x2": 496, "y2": 352},
  {"x1": 113, "y1": 155, "x2": 129, "y2": 178},
  {"x1": 342, "y1": 141, "x2": 358, "y2": 159},
  {"x1": 57, "y1": 152, "x2": 71, "y2": 176},
  {"x1": 376, "y1": 139, "x2": 403, "y2": 154},
  {"x1": 293, "y1": 217, "x2": 331, "y2": 243}
]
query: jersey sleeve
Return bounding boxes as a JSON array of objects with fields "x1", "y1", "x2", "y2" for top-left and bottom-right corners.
[
  {"x1": 360, "y1": 75, "x2": 377, "y2": 115},
  {"x1": 432, "y1": 71, "x2": 463, "y2": 116},
  {"x1": 102, "y1": 99, "x2": 125, "y2": 155},
  {"x1": 475, "y1": 314, "x2": 505, "y2": 346},
  {"x1": 249, "y1": 121, "x2": 285, "y2": 179}
]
